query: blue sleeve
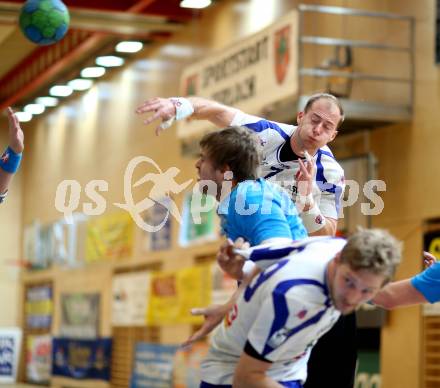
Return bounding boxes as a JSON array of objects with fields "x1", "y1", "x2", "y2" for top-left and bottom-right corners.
[{"x1": 411, "y1": 262, "x2": 440, "y2": 303}]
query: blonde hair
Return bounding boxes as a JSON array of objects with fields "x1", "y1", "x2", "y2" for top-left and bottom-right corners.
[{"x1": 340, "y1": 228, "x2": 402, "y2": 282}]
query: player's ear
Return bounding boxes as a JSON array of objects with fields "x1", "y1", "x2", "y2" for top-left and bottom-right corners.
[
  {"x1": 297, "y1": 111, "x2": 304, "y2": 125},
  {"x1": 329, "y1": 130, "x2": 338, "y2": 142},
  {"x1": 334, "y1": 252, "x2": 342, "y2": 264}
]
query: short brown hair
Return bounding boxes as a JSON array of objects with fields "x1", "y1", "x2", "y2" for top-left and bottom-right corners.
[
  {"x1": 199, "y1": 126, "x2": 261, "y2": 182},
  {"x1": 340, "y1": 228, "x2": 402, "y2": 283},
  {"x1": 303, "y1": 93, "x2": 345, "y2": 128}
]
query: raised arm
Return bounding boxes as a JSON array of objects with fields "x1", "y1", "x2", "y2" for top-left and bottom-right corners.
[
  {"x1": 135, "y1": 96, "x2": 240, "y2": 135},
  {"x1": 296, "y1": 156, "x2": 338, "y2": 236},
  {"x1": 234, "y1": 353, "x2": 282, "y2": 388},
  {"x1": 372, "y1": 279, "x2": 427, "y2": 309},
  {"x1": 373, "y1": 253, "x2": 439, "y2": 308},
  {"x1": 0, "y1": 107, "x2": 24, "y2": 201}
]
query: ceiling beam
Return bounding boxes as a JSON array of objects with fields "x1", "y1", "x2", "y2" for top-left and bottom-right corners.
[
  {"x1": 0, "y1": 1, "x2": 183, "y2": 36},
  {"x1": 0, "y1": 0, "x2": 189, "y2": 109}
]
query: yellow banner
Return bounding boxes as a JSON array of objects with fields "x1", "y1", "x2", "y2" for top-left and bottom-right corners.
[
  {"x1": 85, "y1": 212, "x2": 134, "y2": 262},
  {"x1": 147, "y1": 265, "x2": 212, "y2": 325},
  {"x1": 26, "y1": 300, "x2": 53, "y2": 316}
]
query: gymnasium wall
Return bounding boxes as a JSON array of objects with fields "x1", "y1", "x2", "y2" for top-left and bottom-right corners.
[
  {"x1": 368, "y1": 2, "x2": 436, "y2": 388},
  {"x1": 14, "y1": 0, "x2": 440, "y2": 387}
]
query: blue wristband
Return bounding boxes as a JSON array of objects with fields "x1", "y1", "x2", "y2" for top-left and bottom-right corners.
[{"x1": 0, "y1": 146, "x2": 22, "y2": 173}]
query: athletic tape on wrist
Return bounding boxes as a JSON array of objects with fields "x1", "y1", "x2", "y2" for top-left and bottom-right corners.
[
  {"x1": 0, "y1": 146, "x2": 22, "y2": 174},
  {"x1": 171, "y1": 97, "x2": 194, "y2": 120},
  {"x1": 296, "y1": 193, "x2": 314, "y2": 207},
  {"x1": 300, "y1": 203, "x2": 327, "y2": 233},
  {"x1": 159, "y1": 97, "x2": 194, "y2": 130}
]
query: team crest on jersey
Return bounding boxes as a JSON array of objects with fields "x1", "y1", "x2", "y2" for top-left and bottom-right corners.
[
  {"x1": 315, "y1": 215, "x2": 323, "y2": 225},
  {"x1": 274, "y1": 25, "x2": 291, "y2": 85},
  {"x1": 267, "y1": 327, "x2": 289, "y2": 348},
  {"x1": 224, "y1": 304, "x2": 238, "y2": 327},
  {"x1": 296, "y1": 308, "x2": 307, "y2": 319}
]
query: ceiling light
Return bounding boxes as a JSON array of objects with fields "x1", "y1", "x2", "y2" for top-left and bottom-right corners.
[
  {"x1": 15, "y1": 112, "x2": 32, "y2": 122},
  {"x1": 36, "y1": 96, "x2": 59, "y2": 107},
  {"x1": 180, "y1": 0, "x2": 212, "y2": 9},
  {"x1": 68, "y1": 78, "x2": 93, "y2": 91},
  {"x1": 81, "y1": 67, "x2": 106, "y2": 78},
  {"x1": 96, "y1": 55, "x2": 124, "y2": 67},
  {"x1": 115, "y1": 41, "x2": 143, "y2": 53},
  {"x1": 24, "y1": 103, "x2": 45, "y2": 115},
  {"x1": 49, "y1": 85, "x2": 73, "y2": 97},
  {"x1": 160, "y1": 44, "x2": 195, "y2": 57}
]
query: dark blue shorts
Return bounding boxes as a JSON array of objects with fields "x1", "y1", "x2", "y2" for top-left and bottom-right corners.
[{"x1": 200, "y1": 380, "x2": 302, "y2": 387}]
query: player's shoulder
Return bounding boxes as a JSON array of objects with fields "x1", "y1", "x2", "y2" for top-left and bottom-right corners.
[
  {"x1": 316, "y1": 146, "x2": 344, "y2": 180},
  {"x1": 231, "y1": 111, "x2": 296, "y2": 137},
  {"x1": 235, "y1": 178, "x2": 284, "y2": 197},
  {"x1": 317, "y1": 146, "x2": 343, "y2": 168}
]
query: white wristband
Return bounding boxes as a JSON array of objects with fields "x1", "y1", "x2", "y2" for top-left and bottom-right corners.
[
  {"x1": 242, "y1": 260, "x2": 256, "y2": 277},
  {"x1": 300, "y1": 203, "x2": 327, "y2": 233},
  {"x1": 296, "y1": 193, "x2": 314, "y2": 207},
  {"x1": 170, "y1": 97, "x2": 194, "y2": 120}
]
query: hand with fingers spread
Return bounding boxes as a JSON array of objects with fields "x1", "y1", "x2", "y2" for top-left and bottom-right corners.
[
  {"x1": 181, "y1": 304, "x2": 233, "y2": 348},
  {"x1": 135, "y1": 97, "x2": 177, "y2": 135},
  {"x1": 296, "y1": 153, "x2": 315, "y2": 197},
  {"x1": 7, "y1": 107, "x2": 24, "y2": 154},
  {"x1": 217, "y1": 238, "x2": 249, "y2": 280},
  {"x1": 423, "y1": 251, "x2": 437, "y2": 268},
  {"x1": 295, "y1": 152, "x2": 316, "y2": 212}
]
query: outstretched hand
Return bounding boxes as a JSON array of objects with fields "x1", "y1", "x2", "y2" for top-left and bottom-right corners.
[
  {"x1": 181, "y1": 304, "x2": 232, "y2": 348},
  {"x1": 217, "y1": 238, "x2": 249, "y2": 280},
  {"x1": 6, "y1": 107, "x2": 24, "y2": 154},
  {"x1": 423, "y1": 251, "x2": 437, "y2": 268},
  {"x1": 135, "y1": 97, "x2": 176, "y2": 135},
  {"x1": 296, "y1": 151, "x2": 316, "y2": 198}
]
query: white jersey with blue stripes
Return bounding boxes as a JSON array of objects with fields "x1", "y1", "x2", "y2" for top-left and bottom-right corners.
[
  {"x1": 200, "y1": 237, "x2": 345, "y2": 385},
  {"x1": 231, "y1": 111, "x2": 345, "y2": 219}
]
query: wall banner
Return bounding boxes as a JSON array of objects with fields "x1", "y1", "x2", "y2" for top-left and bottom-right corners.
[{"x1": 52, "y1": 337, "x2": 111, "y2": 380}]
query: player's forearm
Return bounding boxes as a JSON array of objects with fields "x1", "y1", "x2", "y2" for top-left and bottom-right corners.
[
  {"x1": 0, "y1": 169, "x2": 12, "y2": 194},
  {"x1": 187, "y1": 97, "x2": 239, "y2": 127},
  {"x1": 0, "y1": 143, "x2": 22, "y2": 199},
  {"x1": 372, "y1": 279, "x2": 427, "y2": 309},
  {"x1": 308, "y1": 217, "x2": 337, "y2": 236},
  {"x1": 299, "y1": 206, "x2": 337, "y2": 236},
  {"x1": 233, "y1": 372, "x2": 283, "y2": 388}
]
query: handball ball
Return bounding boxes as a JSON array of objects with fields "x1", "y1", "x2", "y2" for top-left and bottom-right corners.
[{"x1": 19, "y1": 0, "x2": 70, "y2": 45}]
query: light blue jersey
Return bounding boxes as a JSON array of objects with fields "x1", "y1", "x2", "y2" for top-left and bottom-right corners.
[{"x1": 218, "y1": 178, "x2": 307, "y2": 251}]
